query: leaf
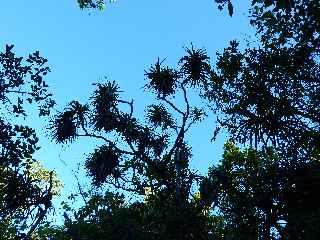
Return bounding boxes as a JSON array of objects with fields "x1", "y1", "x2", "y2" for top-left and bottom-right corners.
[
  {"x1": 228, "y1": 1, "x2": 234, "y2": 16},
  {"x1": 98, "y1": 2, "x2": 105, "y2": 10},
  {"x1": 262, "y1": 10, "x2": 276, "y2": 22}
]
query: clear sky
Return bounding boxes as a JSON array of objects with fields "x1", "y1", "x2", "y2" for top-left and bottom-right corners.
[{"x1": 0, "y1": 0, "x2": 255, "y2": 222}]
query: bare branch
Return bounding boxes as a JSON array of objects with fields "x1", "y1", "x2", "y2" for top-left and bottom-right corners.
[
  {"x1": 161, "y1": 97, "x2": 184, "y2": 115},
  {"x1": 118, "y1": 99, "x2": 134, "y2": 118},
  {"x1": 75, "y1": 133, "x2": 136, "y2": 156},
  {"x1": 168, "y1": 83, "x2": 190, "y2": 156}
]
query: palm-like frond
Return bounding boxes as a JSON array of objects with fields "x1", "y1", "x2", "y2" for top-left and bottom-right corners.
[
  {"x1": 179, "y1": 46, "x2": 211, "y2": 87},
  {"x1": 145, "y1": 59, "x2": 180, "y2": 98},
  {"x1": 85, "y1": 145, "x2": 120, "y2": 186}
]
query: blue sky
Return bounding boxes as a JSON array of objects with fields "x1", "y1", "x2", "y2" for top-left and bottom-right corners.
[{"x1": 1, "y1": 0, "x2": 255, "y2": 221}]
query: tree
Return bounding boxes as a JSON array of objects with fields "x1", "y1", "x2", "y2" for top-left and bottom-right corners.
[
  {"x1": 201, "y1": 0, "x2": 320, "y2": 238},
  {"x1": 49, "y1": 46, "x2": 213, "y2": 239},
  {"x1": 39, "y1": 0, "x2": 319, "y2": 239},
  {"x1": 205, "y1": 0, "x2": 319, "y2": 159},
  {"x1": 0, "y1": 44, "x2": 57, "y2": 238},
  {"x1": 204, "y1": 142, "x2": 320, "y2": 239}
]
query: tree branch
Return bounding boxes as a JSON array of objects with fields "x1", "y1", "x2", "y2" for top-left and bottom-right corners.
[
  {"x1": 75, "y1": 133, "x2": 136, "y2": 156},
  {"x1": 161, "y1": 97, "x2": 184, "y2": 115}
]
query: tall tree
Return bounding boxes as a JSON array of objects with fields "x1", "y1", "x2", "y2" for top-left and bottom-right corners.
[
  {"x1": 50, "y1": 0, "x2": 320, "y2": 239},
  {"x1": 202, "y1": 1, "x2": 320, "y2": 238},
  {"x1": 50, "y1": 46, "x2": 213, "y2": 239}
]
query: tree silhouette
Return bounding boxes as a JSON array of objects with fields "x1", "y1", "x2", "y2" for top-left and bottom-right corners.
[
  {"x1": 205, "y1": 0, "x2": 320, "y2": 159},
  {"x1": 32, "y1": 0, "x2": 320, "y2": 239},
  {"x1": 0, "y1": 45, "x2": 56, "y2": 238},
  {"x1": 50, "y1": 46, "x2": 213, "y2": 239},
  {"x1": 205, "y1": 142, "x2": 320, "y2": 239},
  {"x1": 202, "y1": 1, "x2": 320, "y2": 238}
]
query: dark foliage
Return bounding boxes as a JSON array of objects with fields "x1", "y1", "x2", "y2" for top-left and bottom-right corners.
[
  {"x1": 0, "y1": 45, "x2": 55, "y2": 237},
  {"x1": 147, "y1": 104, "x2": 174, "y2": 129},
  {"x1": 49, "y1": 45, "x2": 214, "y2": 239},
  {"x1": 145, "y1": 59, "x2": 180, "y2": 98},
  {"x1": 0, "y1": 45, "x2": 55, "y2": 116},
  {"x1": 205, "y1": 0, "x2": 320, "y2": 158},
  {"x1": 214, "y1": 0, "x2": 296, "y2": 17},
  {"x1": 92, "y1": 81, "x2": 120, "y2": 131},
  {"x1": 77, "y1": 0, "x2": 106, "y2": 10},
  {"x1": 85, "y1": 145, "x2": 120, "y2": 185},
  {"x1": 207, "y1": 143, "x2": 320, "y2": 239},
  {"x1": 52, "y1": 111, "x2": 77, "y2": 143},
  {"x1": 46, "y1": 1, "x2": 320, "y2": 239},
  {"x1": 179, "y1": 45, "x2": 211, "y2": 87}
]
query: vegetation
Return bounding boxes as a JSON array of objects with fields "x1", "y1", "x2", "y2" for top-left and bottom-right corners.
[
  {"x1": 207, "y1": 0, "x2": 320, "y2": 156},
  {"x1": 77, "y1": 0, "x2": 115, "y2": 10},
  {"x1": 48, "y1": 46, "x2": 211, "y2": 239},
  {"x1": 0, "y1": 45, "x2": 59, "y2": 238},
  {"x1": 1, "y1": 0, "x2": 319, "y2": 239}
]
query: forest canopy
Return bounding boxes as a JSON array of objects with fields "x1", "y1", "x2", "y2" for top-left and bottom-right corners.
[{"x1": 1, "y1": 0, "x2": 319, "y2": 239}]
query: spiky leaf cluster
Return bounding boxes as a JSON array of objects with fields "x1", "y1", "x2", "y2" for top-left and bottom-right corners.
[
  {"x1": 108, "y1": 112, "x2": 161, "y2": 152},
  {"x1": 85, "y1": 145, "x2": 120, "y2": 186},
  {"x1": 91, "y1": 81, "x2": 120, "y2": 131},
  {"x1": 145, "y1": 59, "x2": 180, "y2": 98},
  {"x1": 51, "y1": 111, "x2": 77, "y2": 143},
  {"x1": 51, "y1": 101, "x2": 89, "y2": 143},
  {"x1": 115, "y1": 113, "x2": 141, "y2": 142},
  {"x1": 179, "y1": 46, "x2": 211, "y2": 86},
  {"x1": 129, "y1": 126, "x2": 167, "y2": 155},
  {"x1": 147, "y1": 104, "x2": 174, "y2": 129}
]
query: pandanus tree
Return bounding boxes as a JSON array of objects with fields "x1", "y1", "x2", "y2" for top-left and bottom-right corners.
[{"x1": 51, "y1": 46, "x2": 214, "y2": 239}]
